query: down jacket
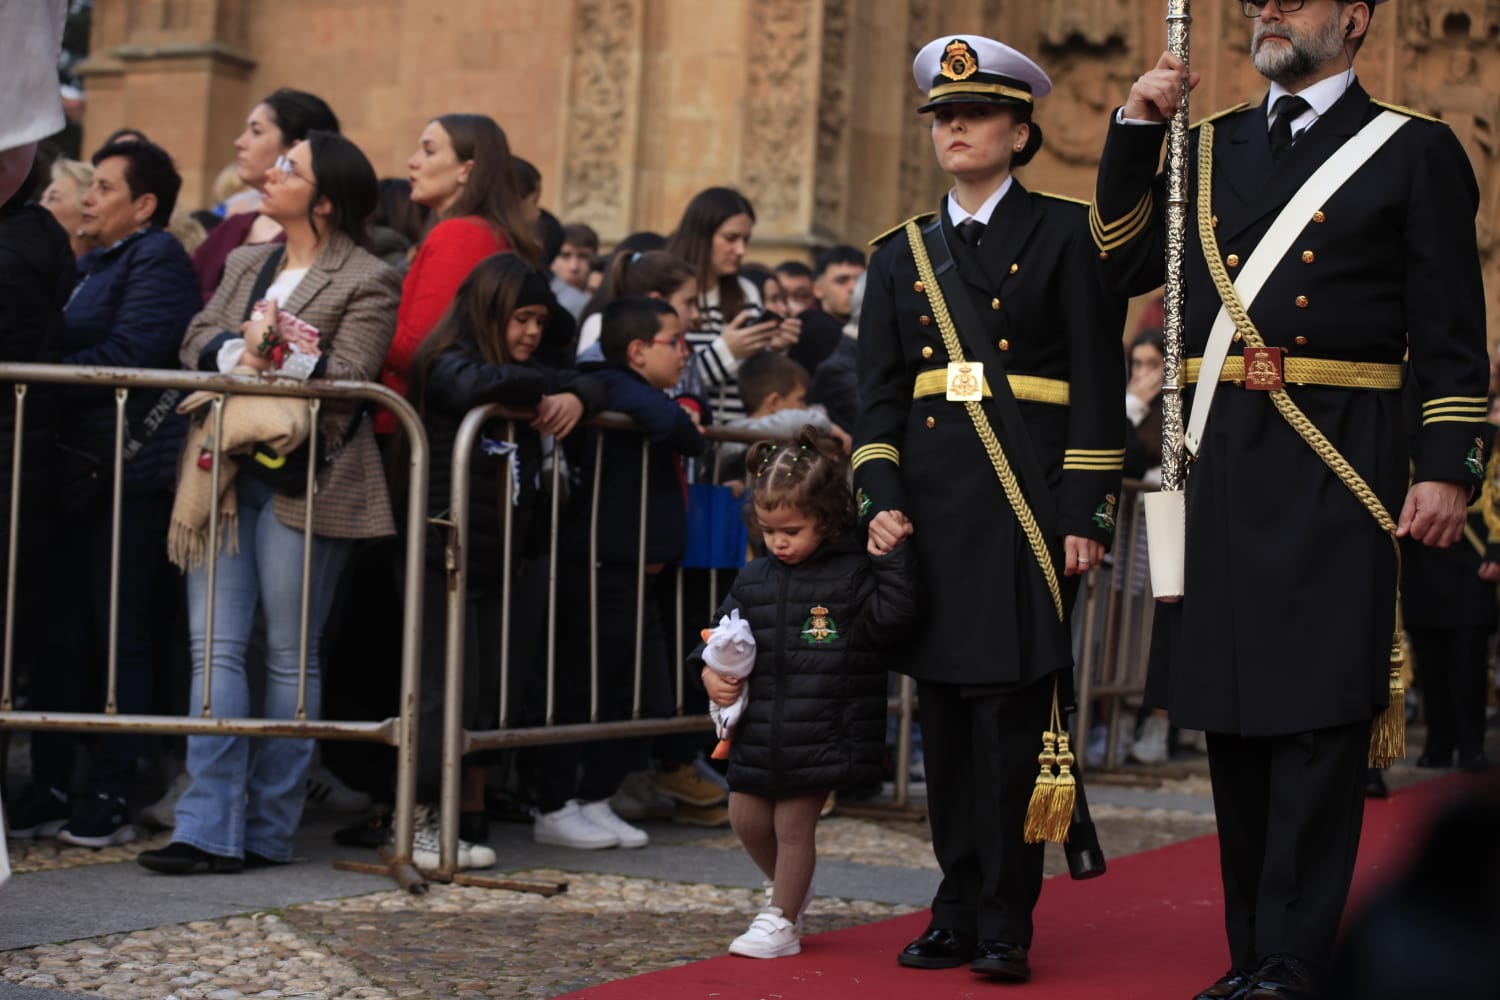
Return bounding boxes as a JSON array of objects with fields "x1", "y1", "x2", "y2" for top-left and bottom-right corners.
[{"x1": 689, "y1": 535, "x2": 922, "y2": 798}]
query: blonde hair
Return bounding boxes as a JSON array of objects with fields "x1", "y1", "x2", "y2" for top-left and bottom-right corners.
[
  {"x1": 212, "y1": 162, "x2": 248, "y2": 205},
  {"x1": 167, "y1": 210, "x2": 208, "y2": 254},
  {"x1": 49, "y1": 158, "x2": 92, "y2": 197}
]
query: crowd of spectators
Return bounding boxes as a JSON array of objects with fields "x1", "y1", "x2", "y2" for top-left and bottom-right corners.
[{"x1": 0, "y1": 90, "x2": 874, "y2": 872}]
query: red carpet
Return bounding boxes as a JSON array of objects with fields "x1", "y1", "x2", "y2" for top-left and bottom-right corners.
[{"x1": 561, "y1": 776, "x2": 1468, "y2": 1000}]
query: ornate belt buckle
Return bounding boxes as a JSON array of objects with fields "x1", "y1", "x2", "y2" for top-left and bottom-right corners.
[
  {"x1": 946, "y1": 361, "x2": 984, "y2": 402},
  {"x1": 1242, "y1": 346, "x2": 1284, "y2": 391}
]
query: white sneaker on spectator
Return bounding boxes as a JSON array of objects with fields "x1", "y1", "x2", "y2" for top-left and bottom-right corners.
[
  {"x1": 1129, "y1": 715, "x2": 1170, "y2": 765},
  {"x1": 578, "y1": 799, "x2": 649, "y2": 848},
  {"x1": 305, "y1": 763, "x2": 372, "y2": 812},
  {"x1": 141, "y1": 772, "x2": 190, "y2": 830},
  {"x1": 533, "y1": 799, "x2": 618, "y2": 849},
  {"x1": 729, "y1": 906, "x2": 801, "y2": 959},
  {"x1": 411, "y1": 806, "x2": 496, "y2": 871}
]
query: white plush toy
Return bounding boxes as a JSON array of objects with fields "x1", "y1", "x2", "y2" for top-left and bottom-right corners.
[{"x1": 702, "y1": 608, "x2": 756, "y2": 760}]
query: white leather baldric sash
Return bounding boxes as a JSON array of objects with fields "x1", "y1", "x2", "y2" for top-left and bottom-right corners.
[{"x1": 1185, "y1": 109, "x2": 1408, "y2": 456}]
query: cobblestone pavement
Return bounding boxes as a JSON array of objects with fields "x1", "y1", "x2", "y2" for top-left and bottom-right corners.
[{"x1": 1, "y1": 728, "x2": 1480, "y2": 999}]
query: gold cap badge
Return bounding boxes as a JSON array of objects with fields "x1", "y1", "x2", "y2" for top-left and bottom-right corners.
[{"x1": 940, "y1": 40, "x2": 979, "y2": 81}]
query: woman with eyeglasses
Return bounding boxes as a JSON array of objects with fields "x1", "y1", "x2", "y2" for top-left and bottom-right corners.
[
  {"x1": 378, "y1": 114, "x2": 551, "y2": 435},
  {"x1": 138, "y1": 131, "x2": 402, "y2": 875},
  {"x1": 191, "y1": 89, "x2": 340, "y2": 303}
]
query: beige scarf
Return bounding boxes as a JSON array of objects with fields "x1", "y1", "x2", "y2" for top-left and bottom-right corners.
[{"x1": 168, "y1": 377, "x2": 311, "y2": 571}]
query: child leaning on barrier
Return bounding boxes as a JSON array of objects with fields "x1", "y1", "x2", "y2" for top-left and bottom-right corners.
[
  {"x1": 694, "y1": 426, "x2": 922, "y2": 959},
  {"x1": 402, "y1": 252, "x2": 605, "y2": 870},
  {"x1": 530, "y1": 297, "x2": 708, "y2": 851}
]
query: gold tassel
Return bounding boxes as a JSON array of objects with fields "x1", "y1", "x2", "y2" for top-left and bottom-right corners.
[
  {"x1": 1369, "y1": 632, "x2": 1406, "y2": 767},
  {"x1": 1022, "y1": 730, "x2": 1058, "y2": 844},
  {"x1": 1042, "y1": 732, "x2": 1077, "y2": 845}
]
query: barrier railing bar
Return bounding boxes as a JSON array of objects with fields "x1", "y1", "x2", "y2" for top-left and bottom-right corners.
[
  {"x1": 632, "y1": 437, "x2": 649, "y2": 720},
  {"x1": 2, "y1": 384, "x2": 26, "y2": 711},
  {"x1": 295, "y1": 397, "x2": 320, "y2": 721}
]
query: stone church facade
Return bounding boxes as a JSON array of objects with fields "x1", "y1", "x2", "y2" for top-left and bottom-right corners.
[{"x1": 81, "y1": 0, "x2": 1500, "y2": 338}]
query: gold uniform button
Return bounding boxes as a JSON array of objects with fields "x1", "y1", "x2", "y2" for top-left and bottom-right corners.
[
  {"x1": 991, "y1": 298, "x2": 1001, "y2": 310},
  {"x1": 1226, "y1": 253, "x2": 1240, "y2": 268},
  {"x1": 1294, "y1": 336, "x2": 1308, "y2": 346},
  {"x1": 1009, "y1": 263, "x2": 1019, "y2": 274},
  {"x1": 1098, "y1": 251, "x2": 1110, "y2": 261},
  {"x1": 921, "y1": 346, "x2": 933, "y2": 359},
  {"x1": 913, "y1": 280, "x2": 924, "y2": 293},
  {"x1": 1232, "y1": 331, "x2": 1243, "y2": 343},
  {"x1": 925, "y1": 416, "x2": 936, "y2": 429},
  {"x1": 998, "y1": 339, "x2": 1011, "y2": 351},
  {"x1": 1295, "y1": 295, "x2": 1309, "y2": 308},
  {"x1": 1312, "y1": 210, "x2": 1326, "y2": 223},
  {"x1": 1211, "y1": 215, "x2": 1219, "y2": 228},
  {"x1": 1301, "y1": 250, "x2": 1315, "y2": 264},
  {"x1": 919, "y1": 315, "x2": 931, "y2": 326}
]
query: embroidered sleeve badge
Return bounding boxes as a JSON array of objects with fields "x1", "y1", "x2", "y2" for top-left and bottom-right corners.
[
  {"x1": 856, "y1": 488, "x2": 872, "y2": 520},
  {"x1": 1465, "y1": 437, "x2": 1485, "y2": 479},
  {"x1": 1092, "y1": 494, "x2": 1118, "y2": 534},
  {"x1": 801, "y1": 606, "x2": 840, "y2": 644}
]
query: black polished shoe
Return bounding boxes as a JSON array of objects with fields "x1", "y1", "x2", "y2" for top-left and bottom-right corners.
[
  {"x1": 970, "y1": 940, "x2": 1031, "y2": 982},
  {"x1": 137, "y1": 842, "x2": 242, "y2": 875},
  {"x1": 1364, "y1": 769, "x2": 1388, "y2": 799},
  {"x1": 1243, "y1": 954, "x2": 1316, "y2": 999},
  {"x1": 897, "y1": 927, "x2": 977, "y2": 969},
  {"x1": 1194, "y1": 968, "x2": 1255, "y2": 1000}
]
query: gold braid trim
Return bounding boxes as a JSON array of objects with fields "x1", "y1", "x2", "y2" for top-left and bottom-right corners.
[
  {"x1": 906, "y1": 220, "x2": 1064, "y2": 622},
  {"x1": 1198, "y1": 123, "x2": 1405, "y2": 766}
]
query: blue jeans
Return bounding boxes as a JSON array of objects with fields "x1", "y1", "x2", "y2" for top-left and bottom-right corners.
[{"x1": 173, "y1": 476, "x2": 353, "y2": 861}]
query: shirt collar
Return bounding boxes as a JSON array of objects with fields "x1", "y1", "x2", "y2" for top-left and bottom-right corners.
[
  {"x1": 946, "y1": 176, "x2": 1013, "y2": 227},
  {"x1": 1267, "y1": 71, "x2": 1354, "y2": 131}
]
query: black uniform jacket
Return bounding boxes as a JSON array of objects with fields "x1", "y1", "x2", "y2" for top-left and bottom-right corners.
[
  {"x1": 1093, "y1": 83, "x2": 1490, "y2": 735},
  {"x1": 688, "y1": 536, "x2": 922, "y2": 798},
  {"x1": 854, "y1": 185, "x2": 1126, "y2": 687}
]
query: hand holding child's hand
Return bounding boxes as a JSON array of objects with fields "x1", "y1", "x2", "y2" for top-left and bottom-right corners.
[
  {"x1": 532, "y1": 393, "x2": 584, "y2": 439},
  {"x1": 867, "y1": 509, "x2": 912, "y2": 556},
  {"x1": 701, "y1": 667, "x2": 742, "y2": 707},
  {"x1": 826, "y1": 423, "x2": 852, "y2": 454}
]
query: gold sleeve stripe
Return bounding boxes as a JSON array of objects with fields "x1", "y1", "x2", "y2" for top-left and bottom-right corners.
[
  {"x1": 852, "y1": 444, "x2": 900, "y2": 470},
  {"x1": 1422, "y1": 404, "x2": 1489, "y2": 418},
  {"x1": 1063, "y1": 459, "x2": 1126, "y2": 471},
  {"x1": 1424, "y1": 396, "x2": 1488, "y2": 409},
  {"x1": 1064, "y1": 448, "x2": 1126, "y2": 458},
  {"x1": 1091, "y1": 193, "x2": 1153, "y2": 252},
  {"x1": 1424, "y1": 414, "x2": 1490, "y2": 426}
]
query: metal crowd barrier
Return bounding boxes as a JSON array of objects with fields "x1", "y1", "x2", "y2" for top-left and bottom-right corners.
[
  {"x1": 0, "y1": 362, "x2": 429, "y2": 890},
  {"x1": 1073, "y1": 479, "x2": 1157, "y2": 769},
  {"x1": 433, "y1": 409, "x2": 925, "y2": 875}
]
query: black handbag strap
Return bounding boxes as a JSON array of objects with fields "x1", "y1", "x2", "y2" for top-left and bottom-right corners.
[
  {"x1": 241, "y1": 246, "x2": 286, "y2": 323},
  {"x1": 918, "y1": 218, "x2": 1058, "y2": 540}
]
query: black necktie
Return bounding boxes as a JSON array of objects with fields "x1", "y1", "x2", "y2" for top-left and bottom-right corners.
[
  {"x1": 956, "y1": 218, "x2": 985, "y2": 246},
  {"x1": 1269, "y1": 94, "x2": 1311, "y2": 159}
]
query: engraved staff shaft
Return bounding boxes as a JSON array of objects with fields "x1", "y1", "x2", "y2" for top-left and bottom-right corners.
[{"x1": 1161, "y1": 0, "x2": 1191, "y2": 493}]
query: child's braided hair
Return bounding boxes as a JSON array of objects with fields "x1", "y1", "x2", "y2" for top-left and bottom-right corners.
[{"x1": 744, "y1": 425, "x2": 855, "y2": 540}]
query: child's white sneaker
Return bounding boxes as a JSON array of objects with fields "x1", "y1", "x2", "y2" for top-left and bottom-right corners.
[
  {"x1": 729, "y1": 906, "x2": 801, "y2": 959},
  {"x1": 578, "y1": 799, "x2": 649, "y2": 848}
]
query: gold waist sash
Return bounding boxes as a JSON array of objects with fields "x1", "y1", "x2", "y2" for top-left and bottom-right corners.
[
  {"x1": 1184, "y1": 356, "x2": 1403, "y2": 390},
  {"x1": 912, "y1": 369, "x2": 1071, "y2": 406}
]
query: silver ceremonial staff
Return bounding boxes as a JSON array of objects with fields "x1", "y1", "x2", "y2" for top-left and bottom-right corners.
[{"x1": 1160, "y1": 0, "x2": 1191, "y2": 492}]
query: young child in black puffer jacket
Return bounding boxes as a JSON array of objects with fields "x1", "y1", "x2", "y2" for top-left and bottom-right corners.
[{"x1": 695, "y1": 426, "x2": 921, "y2": 959}]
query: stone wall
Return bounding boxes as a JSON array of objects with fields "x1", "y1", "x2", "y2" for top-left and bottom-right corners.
[{"x1": 82, "y1": 0, "x2": 1500, "y2": 339}]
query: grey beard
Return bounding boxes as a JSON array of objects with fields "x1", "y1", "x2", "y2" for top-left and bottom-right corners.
[{"x1": 1251, "y1": 16, "x2": 1346, "y2": 84}]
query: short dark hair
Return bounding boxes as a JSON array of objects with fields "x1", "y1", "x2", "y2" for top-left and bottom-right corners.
[
  {"x1": 736, "y1": 349, "x2": 809, "y2": 415},
  {"x1": 561, "y1": 222, "x2": 599, "y2": 253},
  {"x1": 260, "y1": 89, "x2": 340, "y2": 143},
  {"x1": 814, "y1": 244, "x2": 866, "y2": 277},
  {"x1": 774, "y1": 260, "x2": 814, "y2": 281},
  {"x1": 513, "y1": 157, "x2": 541, "y2": 198},
  {"x1": 100, "y1": 128, "x2": 149, "y2": 147},
  {"x1": 599, "y1": 297, "x2": 676, "y2": 363},
  {"x1": 304, "y1": 130, "x2": 378, "y2": 247},
  {"x1": 90, "y1": 140, "x2": 181, "y2": 227}
]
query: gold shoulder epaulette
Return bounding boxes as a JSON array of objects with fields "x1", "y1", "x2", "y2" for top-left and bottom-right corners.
[
  {"x1": 1191, "y1": 103, "x2": 1250, "y2": 129},
  {"x1": 1034, "y1": 191, "x2": 1090, "y2": 208},
  {"x1": 869, "y1": 212, "x2": 936, "y2": 247},
  {"x1": 1372, "y1": 99, "x2": 1445, "y2": 125}
]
